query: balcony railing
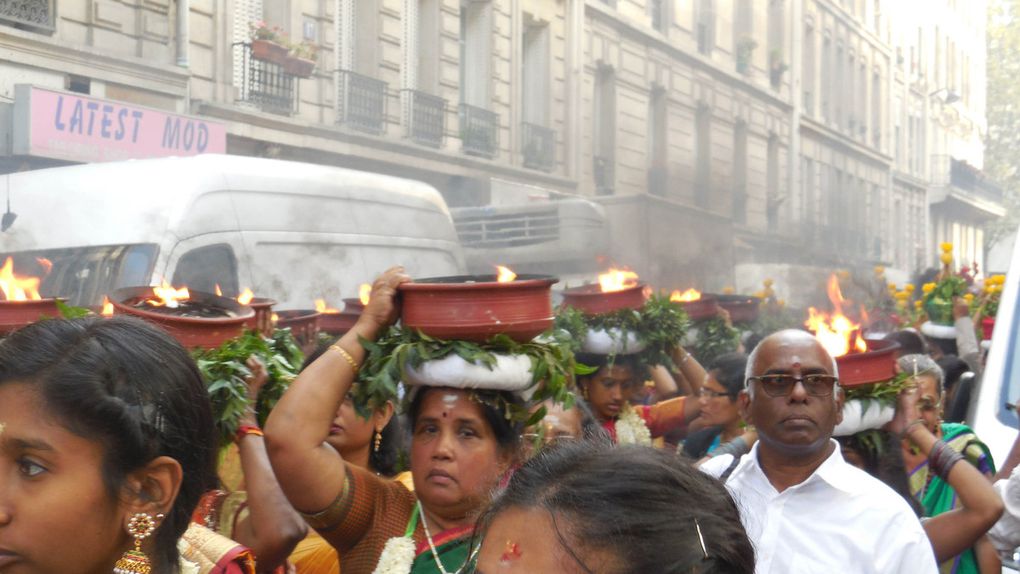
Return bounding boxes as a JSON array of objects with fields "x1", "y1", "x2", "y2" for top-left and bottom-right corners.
[
  {"x1": 459, "y1": 104, "x2": 499, "y2": 159},
  {"x1": 337, "y1": 70, "x2": 388, "y2": 135},
  {"x1": 403, "y1": 90, "x2": 446, "y2": 148},
  {"x1": 931, "y1": 154, "x2": 1004, "y2": 203},
  {"x1": 594, "y1": 155, "x2": 615, "y2": 195},
  {"x1": 236, "y1": 43, "x2": 297, "y2": 116},
  {"x1": 455, "y1": 205, "x2": 560, "y2": 248},
  {"x1": 521, "y1": 123, "x2": 555, "y2": 172},
  {"x1": 0, "y1": 0, "x2": 55, "y2": 34}
]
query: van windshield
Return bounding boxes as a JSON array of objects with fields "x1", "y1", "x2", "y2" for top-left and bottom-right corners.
[{"x1": 0, "y1": 244, "x2": 158, "y2": 307}]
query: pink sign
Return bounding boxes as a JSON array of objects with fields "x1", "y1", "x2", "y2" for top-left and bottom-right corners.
[{"x1": 14, "y1": 86, "x2": 226, "y2": 163}]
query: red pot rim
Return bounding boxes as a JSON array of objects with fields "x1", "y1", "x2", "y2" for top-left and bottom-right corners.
[
  {"x1": 275, "y1": 309, "x2": 322, "y2": 322},
  {"x1": 109, "y1": 287, "x2": 254, "y2": 324},
  {"x1": 248, "y1": 297, "x2": 277, "y2": 310},
  {"x1": 835, "y1": 338, "x2": 901, "y2": 387},
  {"x1": 399, "y1": 274, "x2": 559, "y2": 292}
]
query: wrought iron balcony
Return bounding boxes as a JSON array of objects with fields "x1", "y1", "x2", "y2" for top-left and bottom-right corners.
[
  {"x1": 594, "y1": 155, "x2": 615, "y2": 195},
  {"x1": 403, "y1": 90, "x2": 446, "y2": 148},
  {"x1": 337, "y1": 70, "x2": 388, "y2": 135},
  {"x1": 521, "y1": 123, "x2": 555, "y2": 172},
  {"x1": 235, "y1": 43, "x2": 297, "y2": 116},
  {"x1": 459, "y1": 104, "x2": 499, "y2": 159},
  {"x1": 0, "y1": 0, "x2": 55, "y2": 34}
]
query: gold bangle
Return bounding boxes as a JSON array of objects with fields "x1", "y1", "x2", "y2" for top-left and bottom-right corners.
[{"x1": 329, "y1": 344, "x2": 360, "y2": 375}]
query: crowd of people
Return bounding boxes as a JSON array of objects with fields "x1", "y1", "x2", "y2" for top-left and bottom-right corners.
[{"x1": 0, "y1": 265, "x2": 1017, "y2": 574}]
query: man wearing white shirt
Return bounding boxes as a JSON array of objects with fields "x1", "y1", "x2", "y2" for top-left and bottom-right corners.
[{"x1": 701, "y1": 330, "x2": 938, "y2": 574}]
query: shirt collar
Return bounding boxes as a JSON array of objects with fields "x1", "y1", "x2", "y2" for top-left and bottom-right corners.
[{"x1": 745, "y1": 439, "x2": 858, "y2": 494}]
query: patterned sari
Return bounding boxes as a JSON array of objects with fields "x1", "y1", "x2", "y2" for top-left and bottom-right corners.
[
  {"x1": 179, "y1": 523, "x2": 257, "y2": 574},
  {"x1": 908, "y1": 422, "x2": 995, "y2": 574}
]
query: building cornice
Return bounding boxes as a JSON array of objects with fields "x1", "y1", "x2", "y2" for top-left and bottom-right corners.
[{"x1": 800, "y1": 115, "x2": 893, "y2": 167}]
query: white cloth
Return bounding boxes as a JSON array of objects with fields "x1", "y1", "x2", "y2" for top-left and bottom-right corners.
[
  {"x1": 989, "y1": 465, "x2": 1020, "y2": 560},
  {"x1": 701, "y1": 441, "x2": 938, "y2": 574}
]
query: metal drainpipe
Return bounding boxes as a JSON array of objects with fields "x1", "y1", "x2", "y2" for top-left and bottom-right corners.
[{"x1": 176, "y1": 0, "x2": 190, "y2": 68}]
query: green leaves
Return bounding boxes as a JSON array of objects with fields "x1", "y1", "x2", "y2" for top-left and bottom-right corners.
[
  {"x1": 56, "y1": 300, "x2": 92, "y2": 319},
  {"x1": 192, "y1": 328, "x2": 304, "y2": 448},
  {"x1": 689, "y1": 316, "x2": 741, "y2": 366},
  {"x1": 842, "y1": 371, "x2": 912, "y2": 406},
  {"x1": 354, "y1": 327, "x2": 577, "y2": 423}
]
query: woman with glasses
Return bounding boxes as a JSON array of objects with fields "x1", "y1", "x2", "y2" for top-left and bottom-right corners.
[
  {"x1": 681, "y1": 353, "x2": 752, "y2": 460},
  {"x1": 897, "y1": 354, "x2": 999, "y2": 574}
]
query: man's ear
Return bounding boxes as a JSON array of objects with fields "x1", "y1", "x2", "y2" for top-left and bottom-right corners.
[
  {"x1": 737, "y1": 389, "x2": 753, "y2": 426},
  {"x1": 120, "y1": 456, "x2": 183, "y2": 521}
]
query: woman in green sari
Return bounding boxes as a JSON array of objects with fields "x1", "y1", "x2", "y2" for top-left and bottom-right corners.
[
  {"x1": 899, "y1": 354, "x2": 998, "y2": 574},
  {"x1": 265, "y1": 268, "x2": 521, "y2": 574}
]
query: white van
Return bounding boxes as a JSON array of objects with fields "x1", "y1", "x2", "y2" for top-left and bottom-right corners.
[
  {"x1": 969, "y1": 230, "x2": 1019, "y2": 465},
  {"x1": 0, "y1": 154, "x2": 465, "y2": 307}
]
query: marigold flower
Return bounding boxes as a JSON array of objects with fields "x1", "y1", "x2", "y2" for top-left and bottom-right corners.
[
  {"x1": 904, "y1": 284, "x2": 915, "y2": 293},
  {"x1": 940, "y1": 242, "x2": 953, "y2": 253},
  {"x1": 874, "y1": 266, "x2": 885, "y2": 276},
  {"x1": 940, "y1": 253, "x2": 953, "y2": 266},
  {"x1": 922, "y1": 283, "x2": 936, "y2": 294}
]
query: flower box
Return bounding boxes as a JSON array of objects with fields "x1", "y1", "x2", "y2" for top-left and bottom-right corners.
[
  {"x1": 283, "y1": 57, "x2": 316, "y2": 78},
  {"x1": 251, "y1": 39, "x2": 289, "y2": 65}
]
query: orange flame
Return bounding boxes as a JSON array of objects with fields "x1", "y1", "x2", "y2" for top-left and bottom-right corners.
[
  {"x1": 271, "y1": 312, "x2": 279, "y2": 323},
  {"x1": 359, "y1": 283, "x2": 372, "y2": 306},
  {"x1": 670, "y1": 288, "x2": 702, "y2": 302},
  {"x1": 0, "y1": 257, "x2": 42, "y2": 301},
  {"x1": 101, "y1": 296, "x2": 114, "y2": 316},
  {"x1": 805, "y1": 275, "x2": 867, "y2": 357},
  {"x1": 214, "y1": 284, "x2": 223, "y2": 296},
  {"x1": 36, "y1": 257, "x2": 53, "y2": 276},
  {"x1": 237, "y1": 288, "x2": 254, "y2": 305},
  {"x1": 146, "y1": 280, "x2": 190, "y2": 308},
  {"x1": 315, "y1": 298, "x2": 340, "y2": 314},
  {"x1": 598, "y1": 268, "x2": 640, "y2": 293},
  {"x1": 496, "y1": 265, "x2": 517, "y2": 283}
]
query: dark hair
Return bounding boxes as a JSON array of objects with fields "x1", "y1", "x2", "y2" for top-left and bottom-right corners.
[
  {"x1": 574, "y1": 353, "x2": 640, "y2": 386},
  {"x1": 572, "y1": 398, "x2": 610, "y2": 442},
  {"x1": 937, "y1": 355, "x2": 970, "y2": 395},
  {"x1": 477, "y1": 442, "x2": 754, "y2": 573},
  {"x1": 884, "y1": 330, "x2": 928, "y2": 357},
  {"x1": 408, "y1": 387, "x2": 523, "y2": 456},
  {"x1": 0, "y1": 317, "x2": 217, "y2": 571},
  {"x1": 301, "y1": 342, "x2": 402, "y2": 476},
  {"x1": 709, "y1": 352, "x2": 748, "y2": 400},
  {"x1": 837, "y1": 430, "x2": 923, "y2": 518}
]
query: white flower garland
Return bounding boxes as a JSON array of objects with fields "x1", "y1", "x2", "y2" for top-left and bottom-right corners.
[
  {"x1": 372, "y1": 534, "x2": 417, "y2": 574},
  {"x1": 614, "y1": 403, "x2": 652, "y2": 446}
]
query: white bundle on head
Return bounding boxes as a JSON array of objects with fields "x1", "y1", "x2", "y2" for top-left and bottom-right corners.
[
  {"x1": 403, "y1": 353, "x2": 535, "y2": 391},
  {"x1": 580, "y1": 328, "x2": 647, "y2": 355}
]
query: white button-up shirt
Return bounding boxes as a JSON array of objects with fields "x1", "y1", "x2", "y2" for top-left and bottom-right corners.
[{"x1": 701, "y1": 440, "x2": 938, "y2": 574}]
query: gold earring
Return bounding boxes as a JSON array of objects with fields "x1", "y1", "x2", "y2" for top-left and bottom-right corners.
[
  {"x1": 113, "y1": 512, "x2": 163, "y2": 574},
  {"x1": 374, "y1": 429, "x2": 382, "y2": 452}
]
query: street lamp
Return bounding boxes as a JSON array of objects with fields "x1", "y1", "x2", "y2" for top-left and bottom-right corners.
[{"x1": 930, "y1": 88, "x2": 961, "y2": 105}]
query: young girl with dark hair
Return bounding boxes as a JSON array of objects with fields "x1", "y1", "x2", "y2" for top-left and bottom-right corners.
[
  {"x1": 475, "y1": 442, "x2": 756, "y2": 573},
  {"x1": 0, "y1": 316, "x2": 254, "y2": 573}
]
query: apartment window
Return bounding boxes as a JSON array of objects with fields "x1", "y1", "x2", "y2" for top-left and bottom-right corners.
[
  {"x1": 694, "y1": 105, "x2": 712, "y2": 206},
  {"x1": 766, "y1": 134, "x2": 779, "y2": 231},
  {"x1": 0, "y1": 0, "x2": 55, "y2": 33},
  {"x1": 649, "y1": 0, "x2": 670, "y2": 34},
  {"x1": 847, "y1": 51, "x2": 855, "y2": 133},
  {"x1": 733, "y1": 121, "x2": 748, "y2": 223},
  {"x1": 872, "y1": 70, "x2": 882, "y2": 149},
  {"x1": 858, "y1": 62, "x2": 867, "y2": 140},
  {"x1": 767, "y1": 0, "x2": 784, "y2": 88},
  {"x1": 697, "y1": 0, "x2": 716, "y2": 55},
  {"x1": 233, "y1": 0, "x2": 264, "y2": 90},
  {"x1": 522, "y1": 20, "x2": 554, "y2": 172},
  {"x1": 594, "y1": 66, "x2": 616, "y2": 195},
  {"x1": 647, "y1": 88, "x2": 669, "y2": 196},
  {"x1": 834, "y1": 42, "x2": 844, "y2": 126},
  {"x1": 459, "y1": 0, "x2": 493, "y2": 107},
  {"x1": 821, "y1": 33, "x2": 831, "y2": 120},
  {"x1": 802, "y1": 156, "x2": 815, "y2": 224},
  {"x1": 734, "y1": 0, "x2": 754, "y2": 74},
  {"x1": 802, "y1": 24, "x2": 815, "y2": 115}
]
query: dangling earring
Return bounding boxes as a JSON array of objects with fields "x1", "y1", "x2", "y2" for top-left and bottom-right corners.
[
  {"x1": 114, "y1": 512, "x2": 163, "y2": 574},
  {"x1": 373, "y1": 429, "x2": 382, "y2": 453}
]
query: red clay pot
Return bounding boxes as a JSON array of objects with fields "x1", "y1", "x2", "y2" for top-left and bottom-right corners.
[
  {"x1": 110, "y1": 287, "x2": 254, "y2": 349},
  {"x1": 0, "y1": 298, "x2": 64, "y2": 335},
  {"x1": 244, "y1": 297, "x2": 277, "y2": 336},
  {"x1": 319, "y1": 298, "x2": 364, "y2": 336},
  {"x1": 835, "y1": 338, "x2": 901, "y2": 388},
  {"x1": 560, "y1": 283, "x2": 647, "y2": 316},
  {"x1": 712, "y1": 294, "x2": 761, "y2": 324},
  {"x1": 275, "y1": 310, "x2": 322, "y2": 348},
  {"x1": 399, "y1": 274, "x2": 557, "y2": 343},
  {"x1": 682, "y1": 294, "x2": 720, "y2": 321},
  {"x1": 982, "y1": 317, "x2": 995, "y2": 340}
]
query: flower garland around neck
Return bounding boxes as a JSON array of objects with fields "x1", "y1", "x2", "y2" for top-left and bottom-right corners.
[{"x1": 614, "y1": 403, "x2": 652, "y2": 446}]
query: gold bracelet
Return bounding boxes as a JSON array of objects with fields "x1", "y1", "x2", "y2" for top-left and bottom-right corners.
[{"x1": 329, "y1": 344, "x2": 360, "y2": 375}]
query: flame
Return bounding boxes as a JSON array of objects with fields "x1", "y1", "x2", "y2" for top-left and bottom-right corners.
[
  {"x1": 271, "y1": 312, "x2": 279, "y2": 323},
  {"x1": 805, "y1": 274, "x2": 866, "y2": 357},
  {"x1": 146, "y1": 280, "x2": 190, "y2": 308},
  {"x1": 101, "y1": 296, "x2": 114, "y2": 316},
  {"x1": 496, "y1": 265, "x2": 517, "y2": 283},
  {"x1": 670, "y1": 288, "x2": 702, "y2": 302},
  {"x1": 237, "y1": 288, "x2": 254, "y2": 305},
  {"x1": 359, "y1": 283, "x2": 372, "y2": 306},
  {"x1": 214, "y1": 284, "x2": 223, "y2": 296},
  {"x1": 0, "y1": 257, "x2": 42, "y2": 301},
  {"x1": 598, "y1": 268, "x2": 640, "y2": 293},
  {"x1": 315, "y1": 298, "x2": 340, "y2": 314}
]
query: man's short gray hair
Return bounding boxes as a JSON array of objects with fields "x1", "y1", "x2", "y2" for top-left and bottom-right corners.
[{"x1": 744, "y1": 330, "x2": 840, "y2": 399}]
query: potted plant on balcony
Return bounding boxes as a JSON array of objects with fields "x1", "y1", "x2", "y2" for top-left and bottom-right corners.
[
  {"x1": 249, "y1": 21, "x2": 289, "y2": 65},
  {"x1": 736, "y1": 37, "x2": 757, "y2": 75},
  {"x1": 284, "y1": 41, "x2": 318, "y2": 78}
]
